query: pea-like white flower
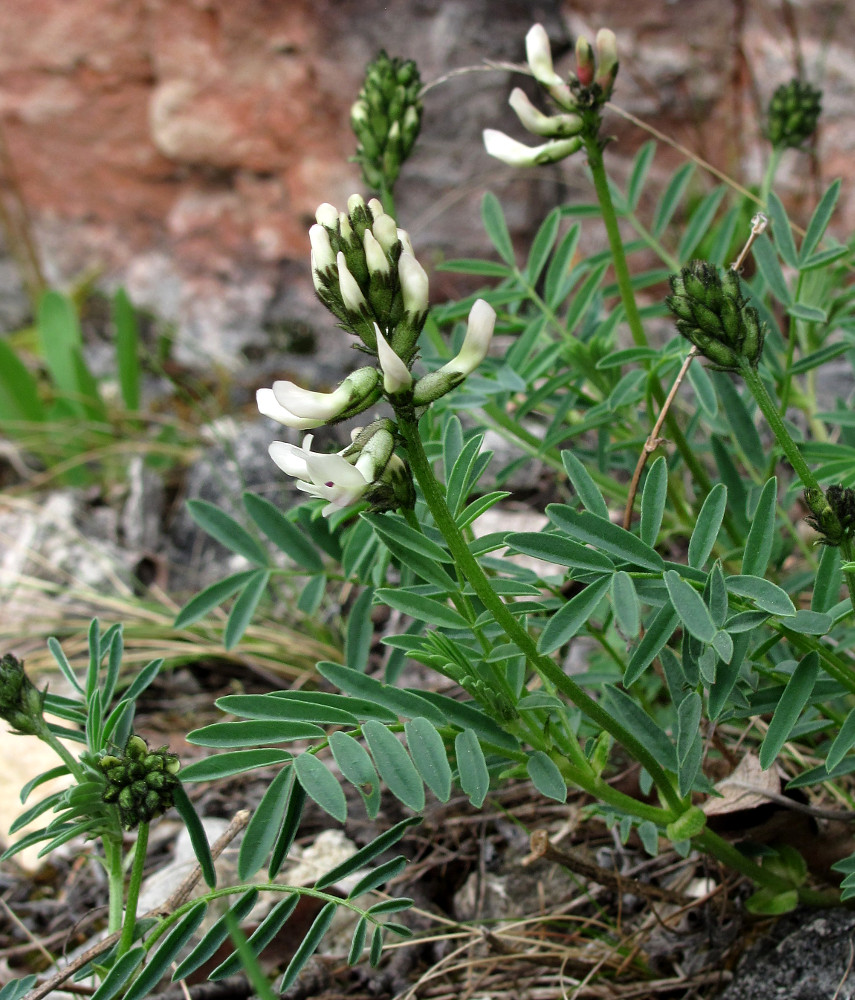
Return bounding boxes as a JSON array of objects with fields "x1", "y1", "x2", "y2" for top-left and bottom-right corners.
[
  {"x1": 525, "y1": 23, "x2": 563, "y2": 88},
  {"x1": 269, "y1": 435, "x2": 372, "y2": 517},
  {"x1": 508, "y1": 88, "x2": 583, "y2": 138},
  {"x1": 483, "y1": 129, "x2": 582, "y2": 168},
  {"x1": 257, "y1": 388, "x2": 326, "y2": 430},
  {"x1": 443, "y1": 299, "x2": 497, "y2": 377}
]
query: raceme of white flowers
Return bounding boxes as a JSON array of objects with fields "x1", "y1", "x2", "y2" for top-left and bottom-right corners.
[
  {"x1": 483, "y1": 23, "x2": 618, "y2": 168},
  {"x1": 258, "y1": 195, "x2": 497, "y2": 516}
]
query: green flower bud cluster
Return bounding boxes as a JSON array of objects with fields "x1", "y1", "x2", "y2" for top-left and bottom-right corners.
[
  {"x1": 804, "y1": 485, "x2": 855, "y2": 547},
  {"x1": 351, "y1": 50, "x2": 422, "y2": 193},
  {"x1": 311, "y1": 195, "x2": 426, "y2": 364},
  {"x1": 0, "y1": 653, "x2": 49, "y2": 738},
  {"x1": 343, "y1": 419, "x2": 416, "y2": 513},
  {"x1": 766, "y1": 79, "x2": 822, "y2": 150},
  {"x1": 666, "y1": 260, "x2": 765, "y2": 371},
  {"x1": 99, "y1": 734, "x2": 181, "y2": 830}
]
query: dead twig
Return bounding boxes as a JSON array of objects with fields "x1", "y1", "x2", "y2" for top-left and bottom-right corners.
[{"x1": 526, "y1": 830, "x2": 694, "y2": 907}]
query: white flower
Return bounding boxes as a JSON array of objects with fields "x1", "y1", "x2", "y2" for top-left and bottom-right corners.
[
  {"x1": 257, "y1": 388, "x2": 326, "y2": 430},
  {"x1": 271, "y1": 380, "x2": 355, "y2": 420},
  {"x1": 444, "y1": 299, "x2": 496, "y2": 376},
  {"x1": 269, "y1": 435, "x2": 371, "y2": 517},
  {"x1": 508, "y1": 88, "x2": 583, "y2": 138},
  {"x1": 483, "y1": 128, "x2": 581, "y2": 167},
  {"x1": 525, "y1": 23, "x2": 563, "y2": 87},
  {"x1": 374, "y1": 325, "x2": 413, "y2": 394},
  {"x1": 396, "y1": 228, "x2": 414, "y2": 257}
]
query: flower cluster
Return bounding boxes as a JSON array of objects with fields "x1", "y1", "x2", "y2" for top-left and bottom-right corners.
[
  {"x1": 98, "y1": 734, "x2": 181, "y2": 830},
  {"x1": 766, "y1": 79, "x2": 822, "y2": 150},
  {"x1": 804, "y1": 485, "x2": 855, "y2": 548},
  {"x1": 483, "y1": 23, "x2": 618, "y2": 168},
  {"x1": 351, "y1": 50, "x2": 422, "y2": 192},
  {"x1": 258, "y1": 196, "x2": 496, "y2": 516},
  {"x1": 666, "y1": 260, "x2": 765, "y2": 371},
  {"x1": 0, "y1": 653, "x2": 48, "y2": 739}
]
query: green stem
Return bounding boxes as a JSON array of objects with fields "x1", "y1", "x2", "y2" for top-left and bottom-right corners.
[
  {"x1": 838, "y1": 539, "x2": 855, "y2": 619},
  {"x1": 741, "y1": 364, "x2": 823, "y2": 493},
  {"x1": 396, "y1": 407, "x2": 683, "y2": 813},
  {"x1": 117, "y1": 822, "x2": 149, "y2": 957},
  {"x1": 104, "y1": 836, "x2": 125, "y2": 936},
  {"x1": 39, "y1": 728, "x2": 86, "y2": 784},
  {"x1": 696, "y1": 828, "x2": 838, "y2": 905}
]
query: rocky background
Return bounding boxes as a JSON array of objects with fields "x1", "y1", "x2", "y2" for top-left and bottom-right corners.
[{"x1": 1, "y1": 0, "x2": 853, "y2": 367}]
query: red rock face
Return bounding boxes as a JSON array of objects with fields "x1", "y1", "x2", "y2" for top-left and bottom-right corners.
[{"x1": 0, "y1": 0, "x2": 852, "y2": 363}]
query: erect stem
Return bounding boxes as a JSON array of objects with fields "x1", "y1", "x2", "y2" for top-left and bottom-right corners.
[
  {"x1": 395, "y1": 407, "x2": 683, "y2": 814},
  {"x1": 104, "y1": 836, "x2": 125, "y2": 936},
  {"x1": 117, "y1": 822, "x2": 149, "y2": 958}
]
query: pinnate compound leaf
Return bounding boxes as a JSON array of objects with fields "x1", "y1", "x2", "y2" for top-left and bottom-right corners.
[
  {"x1": 404, "y1": 718, "x2": 452, "y2": 802},
  {"x1": 294, "y1": 753, "x2": 347, "y2": 824},
  {"x1": 455, "y1": 729, "x2": 489, "y2": 807}
]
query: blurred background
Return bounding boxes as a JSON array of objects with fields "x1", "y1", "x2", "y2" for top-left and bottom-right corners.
[{"x1": 1, "y1": 0, "x2": 852, "y2": 370}]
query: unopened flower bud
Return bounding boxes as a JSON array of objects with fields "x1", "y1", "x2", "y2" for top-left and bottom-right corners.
[
  {"x1": 0, "y1": 653, "x2": 48, "y2": 739},
  {"x1": 337, "y1": 252, "x2": 369, "y2": 316},
  {"x1": 575, "y1": 36, "x2": 595, "y2": 87},
  {"x1": 368, "y1": 198, "x2": 385, "y2": 220},
  {"x1": 397, "y1": 228, "x2": 414, "y2": 257},
  {"x1": 315, "y1": 203, "x2": 339, "y2": 229},
  {"x1": 594, "y1": 29, "x2": 618, "y2": 96},
  {"x1": 309, "y1": 224, "x2": 336, "y2": 271},
  {"x1": 363, "y1": 228, "x2": 390, "y2": 275},
  {"x1": 371, "y1": 213, "x2": 399, "y2": 253},
  {"x1": 375, "y1": 325, "x2": 413, "y2": 394},
  {"x1": 398, "y1": 252, "x2": 429, "y2": 315},
  {"x1": 99, "y1": 734, "x2": 180, "y2": 830}
]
